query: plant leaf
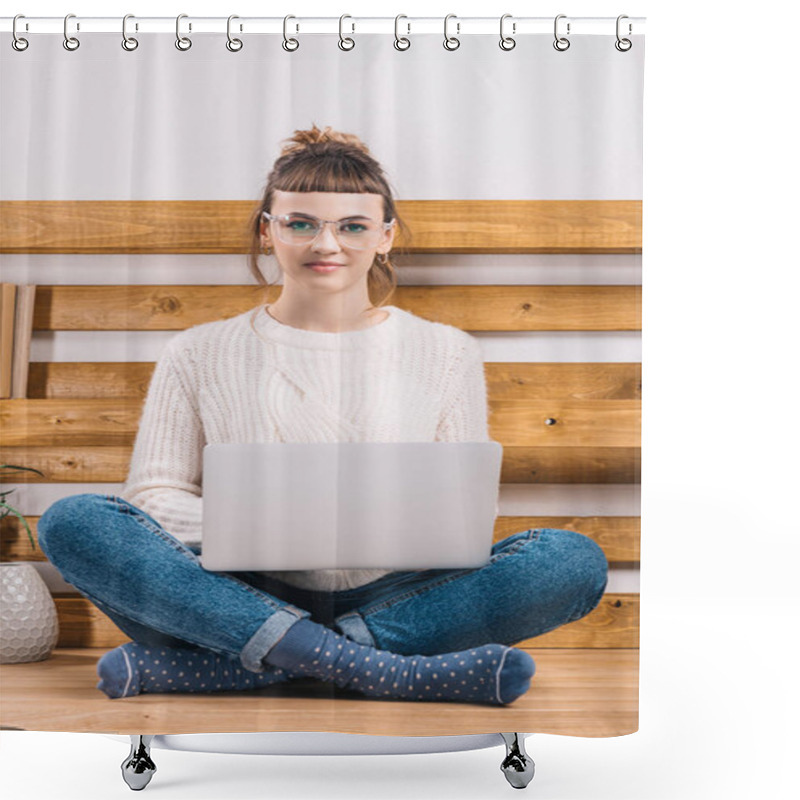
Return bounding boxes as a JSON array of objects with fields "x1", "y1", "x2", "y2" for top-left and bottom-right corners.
[
  {"x1": 0, "y1": 503, "x2": 37, "y2": 551},
  {"x1": 0, "y1": 464, "x2": 47, "y2": 478}
]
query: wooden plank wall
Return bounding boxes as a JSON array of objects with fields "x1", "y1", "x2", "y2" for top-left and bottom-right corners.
[{"x1": 0, "y1": 199, "x2": 641, "y2": 650}]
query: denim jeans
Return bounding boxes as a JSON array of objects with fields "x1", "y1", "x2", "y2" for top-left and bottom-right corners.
[{"x1": 36, "y1": 493, "x2": 608, "y2": 674}]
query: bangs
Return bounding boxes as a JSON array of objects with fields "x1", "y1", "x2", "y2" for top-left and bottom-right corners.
[{"x1": 274, "y1": 152, "x2": 387, "y2": 198}]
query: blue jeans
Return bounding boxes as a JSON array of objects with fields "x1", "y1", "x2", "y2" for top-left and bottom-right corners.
[{"x1": 37, "y1": 493, "x2": 608, "y2": 674}]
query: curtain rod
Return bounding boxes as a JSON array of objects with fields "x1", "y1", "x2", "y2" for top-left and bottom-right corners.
[{"x1": 1, "y1": 16, "x2": 646, "y2": 36}]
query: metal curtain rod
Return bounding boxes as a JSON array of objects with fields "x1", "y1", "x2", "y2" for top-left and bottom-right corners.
[{"x1": 1, "y1": 15, "x2": 646, "y2": 36}]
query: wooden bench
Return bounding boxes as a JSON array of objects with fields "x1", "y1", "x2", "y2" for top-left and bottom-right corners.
[{"x1": 0, "y1": 199, "x2": 640, "y2": 736}]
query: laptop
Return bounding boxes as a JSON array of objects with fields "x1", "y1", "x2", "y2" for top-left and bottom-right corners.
[{"x1": 200, "y1": 441, "x2": 503, "y2": 572}]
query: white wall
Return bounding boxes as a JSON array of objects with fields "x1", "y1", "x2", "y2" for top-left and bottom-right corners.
[{"x1": 0, "y1": 33, "x2": 644, "y2": 201}]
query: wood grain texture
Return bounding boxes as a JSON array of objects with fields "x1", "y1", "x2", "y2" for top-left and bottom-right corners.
[
  {"x1": 489, "y1": 400, "x2": 640, "y2": 447},
  {"x1": 492, "y1": 515, "x2": 640, "y2": 561},
  {"x1": 25, "y1": 361, "x2": 642, "y2": 400},
  {"x1": 1, "y1": 200, "x2": 642, "y2": 254},
  {"x1": 48, "y1": 594, "x2": 638, "y2": 650},
  {"x1": 501, "y1": 446, "x2": 640, "y2": 483},
  {"x1": 0, "y1": 446, "x2": 132, "y2": 482},
  {"x1": 1, "y1": 399, "x2": 142, "y2": 446},
  {"x1": 1, "y1": 515, "x2": 640, "y2": 563},
  {"x1": 486, "y1": 362, "x2": 642, "y2": 401},
  {"x1": 1, "y1": 397, "x2": 640, "y2": 448},
  {"x1": 31, "y1": 285, "x2": 641, "y2": 331},
  {"x1": 0, "y1": 445, "x2": 640, "y2": 483},
  {"x1": 0, "y1": 647, "x2": 638, "y2": 736},
  {"x1": 27, "y1": 362, "x2": 156, "y2": 399},
  {"x1": 11, "y1": 285, "x2": 36, "y2": 399},
  {"x1": 0, "y1": 283, "x2": 15, "y2": 398}
]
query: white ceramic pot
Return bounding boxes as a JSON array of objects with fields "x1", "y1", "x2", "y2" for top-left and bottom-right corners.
[{"x1": 0, "y1": 563, "x2": 59, "y2": 664}]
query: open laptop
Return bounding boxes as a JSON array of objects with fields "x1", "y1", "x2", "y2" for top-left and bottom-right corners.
[{"x1": 200, "y1": 442, "x2": 503, "y2": 572}]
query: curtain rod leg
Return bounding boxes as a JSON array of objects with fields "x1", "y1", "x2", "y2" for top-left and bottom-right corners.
[
  {"x1": 499, "y1": 732, "x2": 535, "y2": 789},
  {"x1": 121, "y1": 735, "x2": 157, "y2": 791}
]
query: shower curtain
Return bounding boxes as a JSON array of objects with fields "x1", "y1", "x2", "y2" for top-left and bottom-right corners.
[{"x1": 0, "y1": 18, "x2": 644, "y2": 742}]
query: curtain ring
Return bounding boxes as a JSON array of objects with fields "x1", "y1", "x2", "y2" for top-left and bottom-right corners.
[
  {"x1": 499, "y1": 13, "x2": 516, "y2": 51},
  {"x1": 175, "y1": 14, "x2": 192, "y2": 51},
  {"x1": 121, "y1": 14, "x2": 139, "y2": 51},
  {"x1": 339, "y1": 14, "x2": 355, "y2": 51},
  {"x1": 553, "y1": 14, "x2": 570, "y2": 51},
  {"x1": 63, "y1": 13, "x2": 80, "y2": 51},
  {"x1": 226, "y1": 15, "x2": 243, "y2": 51},
  {"x1": 282, "y1": 15, "x2": 299, "y2": 51},
  {"x1": 12, "y1": 15, "x2": 29, "y2": 51},
  {"x1": 443, "y1": 14, "x2": 460, "y2": 51},
  {"x1": 394, "y1": 14, "x2": 410, "y2": 51},
  {"x1": 615, "y1": 14, "x2": 632, "y2": 51}
]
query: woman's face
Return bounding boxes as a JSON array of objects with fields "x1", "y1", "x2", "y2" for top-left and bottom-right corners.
[{"x1": 260, "y1": 190, "x2": 395, "y2": 295}]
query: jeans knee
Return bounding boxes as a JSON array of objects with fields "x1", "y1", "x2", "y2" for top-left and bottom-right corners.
[
  {"x1": 37, "y1": 493, "x2": 109, "y2": 560},
  {"x1": 548, "y1": 529, "x2": 609, "y2": 608}
]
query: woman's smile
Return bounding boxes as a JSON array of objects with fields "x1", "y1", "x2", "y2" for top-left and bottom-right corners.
[{"x1": 305, "y1": 260, "x2": 345, "y2": 272}]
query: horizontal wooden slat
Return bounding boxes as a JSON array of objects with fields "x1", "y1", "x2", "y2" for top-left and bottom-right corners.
[
  {"x1": 0, "y1": 200, "x2": 642, "y2": 254},
  {"x1": 490, "y1": 400, "x2": 639, "y2": 447},
  {"x1": 492, "y1": 516, "x2": 640, "y2": 561},
  {"x1": 51, "y1": 593, "x2": 638, "y2": 649},
  {"x1": 1, "y1": 516, "x2": 640, "y2": 564},
  {"x1": 502, "y1": 447, "x2": 639, "y2": 483},
  {"x1": 26, "y1": 362, "x2": 155, "y2": 398},
  {"x1": 30, "y1": 285, "x2": 640, "y2": 331},
  {"x1": 486, "y1": 363, "x2": 641, "y2": 401},
  {"x1": 399, "y1": 200, "x2": 642, "y2": 254},
  {"x1": 0, "y1": 447, "x2": 132, "y2": 483},
  {"x1": 1, "y1": 397, "x2": 640, "y2": 448},
  {"x1": 1, "y1": 399, "x2": 140, "y2": 446},
  {"x1": 0, "y1": 446, "x2": 640, "y2": 483},
  {"x1": 26, "y1": 361, "x2": 642, "y2": 400}
]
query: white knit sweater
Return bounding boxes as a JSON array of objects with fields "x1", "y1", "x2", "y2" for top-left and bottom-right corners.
[{"x1": 119, "y1": 303, "x2": 493, "y2": 591}]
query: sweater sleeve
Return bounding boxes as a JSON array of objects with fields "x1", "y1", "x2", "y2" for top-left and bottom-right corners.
[
  {"x1": 435, "y1": 333, "x2": 492, "y2": 443},
  {"x1": 118, "y1": 336, "x2": 205, "y2": 546},
  {"x1": 435, "y1": 333, "x2": 499, "y2": 519}
]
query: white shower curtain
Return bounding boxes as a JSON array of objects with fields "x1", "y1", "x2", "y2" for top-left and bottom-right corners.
[
  {"x1": 2, "y1": 33, "x2": 642, "y2": 201},
  {"x1": 1, "y1": 20, "x2": 643, "y2": 745}
]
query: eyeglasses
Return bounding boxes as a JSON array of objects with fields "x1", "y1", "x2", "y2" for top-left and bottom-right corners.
[{"x1": 261, "y1": 212, "x2": 394, "y2": 250}]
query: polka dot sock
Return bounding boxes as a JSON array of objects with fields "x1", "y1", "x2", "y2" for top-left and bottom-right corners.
[
  {"x1": 265, "y1": 618, "x2": 535, "y2": 705},
  {"x1": 96, "y1": 642, "x2": 292, "y2": 699}
]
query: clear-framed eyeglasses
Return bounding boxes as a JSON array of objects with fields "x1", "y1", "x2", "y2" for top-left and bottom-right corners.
[{"x1": 261, "y1": 211, "x2": 394, "y2": 250}]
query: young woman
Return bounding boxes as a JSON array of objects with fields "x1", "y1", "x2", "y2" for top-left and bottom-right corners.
[{"x1": 37, "y1": 125, "x2": 608, "y2": 706}]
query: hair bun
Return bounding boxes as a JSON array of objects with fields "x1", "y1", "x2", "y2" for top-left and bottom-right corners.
[{"x1": 280, "y1": 123, "x2": 371, "y2": 157}]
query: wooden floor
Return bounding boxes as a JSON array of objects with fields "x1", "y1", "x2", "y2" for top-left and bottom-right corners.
[{"x1": 0, "y1": 647, "x2": 637, "y2": 738}]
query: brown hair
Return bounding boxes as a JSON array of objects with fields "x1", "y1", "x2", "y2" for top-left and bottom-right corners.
[{"x1": 247, "y1": 124, "x2": 412, "y2": 307}]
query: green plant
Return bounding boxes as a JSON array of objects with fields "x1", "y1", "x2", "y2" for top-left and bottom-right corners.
[{"x1": 0, "y1": 464, "x2": 46, "y2": 552}]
